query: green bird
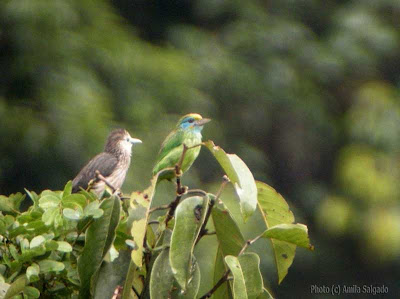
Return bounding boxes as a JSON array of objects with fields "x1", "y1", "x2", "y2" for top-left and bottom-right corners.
[{"x1": 152, "y1": 113, "x2": 211, "y2": 181}]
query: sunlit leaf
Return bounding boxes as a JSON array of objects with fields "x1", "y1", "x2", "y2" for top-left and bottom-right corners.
[
  {"x1": 3, "y1": 275, "x2": 26, "y2": 299},
  {"x1": 62, "y1": 181, "x2": 73, "y2": 199},
  {"x1": 56, "y1": 241, "x2": 73, "y2": 252},
  {"x1": 204, "y1": 141, "x2": 257, "y2": 221},
  {"x1": 30, "y1": 236, "x2": 45, "y2": 249},
  {"x1": 38, "y1": 195, "x2": 60, "y2": 209},
  {"x1": 62, "y1": 194, "x2": 87, "y2": 210},
  {"x1": 26, "y1": 264, "x2": 40, "y2": 283},
  {"x1": 129, "y1": 174, "x2": 158, "y2": 268},
  {"x1": 170, "y1": 196, "x2": 209, "y2": 290},
  {"x1": 63, "y1": 208, "x2": 83, "y2": 220},
  {"x1": 150, "y1": 248, "x2": 201, "y2": 298},
  {"x1": 225, "y1": 253, "x2": 263, "y2": 299},
  {"x1": 256, "y1": 181, "x2": 297, "y2": 284},
  {"x1": 263, "y1": 223, "x2": 314, "y2": 250},
  {"x1": 38, "y1": 260, "x2": 65, "y2": 273}
]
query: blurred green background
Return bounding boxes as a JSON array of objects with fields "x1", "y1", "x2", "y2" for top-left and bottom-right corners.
[{"x1": 1, "y1": 0, "x2": 400, "y2": 298}]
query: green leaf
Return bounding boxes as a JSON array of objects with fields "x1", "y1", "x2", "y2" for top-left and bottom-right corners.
[
  {"x1": 0, "y1": 194, "x2": 25, "y2": 214},
  {"x1": 0, "y1": 282, "x2": 10, "y2": 298},
  {"x1": 204, "y1": 141, "x2": 257, "y2": 221},
  {"x1": 38, "y1": 260, "x2": 65, "y2": 273},
  {"x1": 0, "y1": 196, "x2": 15, "y2": 213},
  {"x1": 44, "y1": 240, "x2": 59, "y2": 251},
  {"x1": 62, "y1": 181, "x2": 73, "y2": 198},
  {"x1": 23, "y1": 286, "x2": 40, "y2": 298},
  {"x1": 225, "y1": 253, "x2": 263, "y2": 299},
  {"x1": 63, "y1": 208, "x2": 83, "y2": 220},
  {"x1": 0, "y1": 219, "x2": 6, "y2": 235},
  {"x1": 9, "y1": 244, "x2": 19, "y2": 260},
  {"x1": 24, "y1": 189, "x2": 39, "y2": 206},
  {"x1": 129, "y1": 175, "x2": 158, "y2": 268},
  {"x1": 41, "y1": 207, "x2": 59, "y2": 226},
  {"x1": 30, "y1": 236, "x2": 45, "y2": 249},
  {"x1": 26, "y1": 263, "x2": 40, "y2": 283},
  {"x1": 9, "y1": 193, "x2": 25, "y2": 211},
  {"x1": 38, "y1": 195, "x2": 60, "y2": 209},
  {"x1": 150, "y1": 249, "x2": 174, "y2": 297},
  {"x1": 257, "y1": 288, "x2": 275, "y2": 299},
  {"x1": 213, "y1": 247, "x2": 231, "y2": 299},
  {"x1": 212, "y1": 202, "x2": 245, "y2": 256},
  {"x1": 263, "y1": 223, "x2": 314, "y2": 250},
  {"x1": 224, "y1": 256, "x2": 247, "y2": 299},
  {"x1": 19, "y1": 247, "x2": 46, "y2": 263},
  {"x1": 84, "y1": 201, "x2": 103, "y2": 218},
  {"x1": 93, "y1": 250, "x2": 132, "y2": 299},
  {"x1": 78, "y1": 196, "x2": 121, "y2": 299},
  {"x1": 62, "y1": 194, "x2": 87, "y2": 210},
  {"x1": 256, "y1": 181, "x2": 296, "y2": 284},
  {"x1": 56, "y1": 241, "x2": 73, "y2": 252},
  {"x1": 4, "y1": 275, "x2": 26, "y2": 299},
  {"x1": 150, "y1": 249, "x2": 201, "y2": 298},
  {"x1": 170, "y1": 196, "x2": 209, "y2": 290}
]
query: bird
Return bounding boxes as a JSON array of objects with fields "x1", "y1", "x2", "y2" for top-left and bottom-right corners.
[
  {"x1": 72, "y1": 129, "x2": 142, "y2": 195},
  {"x1": 152, "y1": 113, "x2": 210, "y2": 181}
]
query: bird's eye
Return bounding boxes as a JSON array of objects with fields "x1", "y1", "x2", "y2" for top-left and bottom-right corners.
[
  {"x1": 188, "y1": 118, "x2": 194, "y2": 123},
  {"x1": 126, "y1": 137, "x2": 130, "y2": 142}
]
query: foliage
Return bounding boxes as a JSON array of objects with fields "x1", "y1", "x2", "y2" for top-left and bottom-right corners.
[
  {"x1": 2, "y1": 0, "x2": 400, "y2": 297},
  {"x1": 0, "y1": 142, "x2": 312, "y2": 298}
]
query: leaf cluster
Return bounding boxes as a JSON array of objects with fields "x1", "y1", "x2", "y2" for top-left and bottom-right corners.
[{"x1": 0, "y1": 141, "x2": 312, "y2": 298}]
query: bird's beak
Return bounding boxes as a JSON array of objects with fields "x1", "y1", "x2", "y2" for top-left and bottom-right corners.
[
  {"x1": 195, "y1": 118, "x2": 211, "y2": 126},
  {"x1": 129, "y1": 137, "x2": 142, "y2": 144}
]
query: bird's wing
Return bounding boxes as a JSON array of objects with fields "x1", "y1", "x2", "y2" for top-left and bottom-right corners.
[
  {"x1": 155, "y1": 129, "x2": 185, "y2": 165},
  {"x1": 72, "y1": 152, "x2": 119, "y2": 192}
]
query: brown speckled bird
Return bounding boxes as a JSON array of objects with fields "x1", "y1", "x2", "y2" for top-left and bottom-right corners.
[{"x1": 72, "y1": 129, "x2": 142, "y2": 195}]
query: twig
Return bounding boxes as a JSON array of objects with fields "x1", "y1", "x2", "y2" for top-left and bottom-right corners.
[
  {"x1": 149, "y1": 204, "x2": 170, "y2": 213},
  {"x1": 200, "y1": 270, "x2": 230, "y2": 299},
  {"x1": 204, "y1": 231, "x2": 216, "y2": 235},
  {"x1": 196, "y1": 176, "x2": 230, "y2": 244},
  {"x1": 132, "y1": 286, "x2": 140, "y2": 298},
  {"x1": 95, "y1": 170, "x2": 118, "y2": 194},
  {"x1": 164, "y1": 192, "x2": 183, "y2": 227},
  {"x1": 238, "y1": 234, "x2": 263, "y2": 256},
  {"x1": 200, "y1": 232, "x2": 264, "y2": 298}
]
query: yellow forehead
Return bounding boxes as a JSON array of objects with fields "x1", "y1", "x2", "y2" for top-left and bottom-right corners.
[{"x1": 183, "y1": 113, "x2": 202, "y2": 120}]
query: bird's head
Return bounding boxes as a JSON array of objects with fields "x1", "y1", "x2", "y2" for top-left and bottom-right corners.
[
  {"x1": 105, "y1": 129, "x2": 142, "y2": 156},
  {"x1": 176, "y1": 113, "x2": 211, "y2": 132}
]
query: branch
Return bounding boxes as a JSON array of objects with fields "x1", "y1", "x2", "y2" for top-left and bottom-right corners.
[
  {"x1": 149, "y1": 204, "x2": 170, "y2": 213},
  {"x1": 200, "y1": 270, "x2": 230, "y2": 299},
  {"x1": 95, "y1": 170, "x2": 120, "y2": 195}
]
